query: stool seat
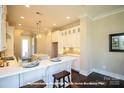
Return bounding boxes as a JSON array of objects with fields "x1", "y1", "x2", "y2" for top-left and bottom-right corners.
[
  {"x1": 53, "y1": 70, "x2": 70, "y2": 80},
  {"x1": 21, "y1": 80, "x2": 46, "y2": 88},
  {"x1": 53, "y1": 70, "x2": 71, "y2": 88}
]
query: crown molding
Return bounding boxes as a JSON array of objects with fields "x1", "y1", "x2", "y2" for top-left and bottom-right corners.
[
  {"x1": 92, "y1": 7, "x2": 124, "y2": 21},
  {"x1": 79, "y1": 14, "x2": 93, "y2": 21}
]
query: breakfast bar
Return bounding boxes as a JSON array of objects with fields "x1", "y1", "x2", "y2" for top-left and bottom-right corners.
[{"x1": 0, "y1": 56, "x2": 77, "y2": 88}]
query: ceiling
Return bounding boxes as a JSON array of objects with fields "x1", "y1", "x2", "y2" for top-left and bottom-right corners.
[{"x1": 7, "y1": 5, "x2": 124, "y2": 33}]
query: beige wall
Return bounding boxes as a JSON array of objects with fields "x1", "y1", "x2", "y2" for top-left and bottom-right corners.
[
  {"x1": 45, "y1": 32, "x2": 52, "y2": 57},
  {"x1": 79, "y1": 11, "x2": 124, "y2": 78},
  {"x1": 36, "y1": 33, "x2": 47, "y2": 54},
  {"x1": 14, "y1": 29, "x2": 23, "y2": 58},
  {"x1": 14, "y1": 29, "x2": 33, "y2": 59},
  {"x1": 91, "y1": 11, "x2": 124, "y2": 75},
  {"x1": 36, "y1": 32, "x2": 52, "y2": 57},
  {"x1": 80, "y1": 12, "x2": 124, "y2": 75},
  {"x1": 14, "y1": 29, "x2": 52, "y2": 58}
]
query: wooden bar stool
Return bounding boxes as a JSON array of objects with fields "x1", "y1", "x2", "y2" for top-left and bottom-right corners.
[
  {"x1": 21, "y1": 80, "x2": 46, "y2": 88},
  {"x1": 53, "y1": 70, "x2": 71, "y2": 88}
]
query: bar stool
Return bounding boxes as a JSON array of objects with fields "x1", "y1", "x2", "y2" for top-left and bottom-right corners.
[
  {"x1": 53, "y1": 70, "x2": 71, "y2": 88},
  {"x1": 21, "y1": 80, "x2": 46, "y2": 88}
]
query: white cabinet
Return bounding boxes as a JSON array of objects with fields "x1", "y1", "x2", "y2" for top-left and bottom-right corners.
[
  {"x1": 58, "y1": 31, "x2": 64, "y2": 55},
  {"x1": 21, "y1": 69, "x2": 45, "y2": 87},
  {"x1": 72, "y1": 56, "x2": 80, "y2": 72},
  {"x1": 51, "y1": 31, "x2": 59, "y2": 42},
  {"x1": 0, "y1": 5, "x2": 7, "y2": 51},
  {"x1": 6, "y1": 25, "x2": 14, "y2": 56},
  {"x1": 58, "y1": 26, "x2": 80, "y2": 55},
  {"x1": 0, "y1": 74, "x2": 20, "y2": 88},
  {"x1": 75, "y1": 26, "x2": 80, "y2": 48},
  {"x1": 58, "y1": 26, "x2": 80, "y2": 48}
]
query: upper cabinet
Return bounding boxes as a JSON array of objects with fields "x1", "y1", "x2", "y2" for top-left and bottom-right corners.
[
  {"x1": 0, "y1": 5, "x2": 7, "y2": 51},
  {"x1": 51, "y1": 31, "x2": 59, "y2": 42},
  {"x1": 6, "y1": 24, "x2": 15, "y2": 56},
  {"x1": 58, "y1": 26, "x2": 80, "y2": 48}
]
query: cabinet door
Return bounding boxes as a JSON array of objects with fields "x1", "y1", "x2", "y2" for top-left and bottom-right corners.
[
  {"x1": 6, "y1": 26, "x2": 14, "y2": 56},
  {"x1": 75, "y1": 27, "x2": 80, "y2": 48},
  {"x1": 77, "y1": 27, "x2": 80, "y2": 48},
  {"x1": 0, "y1": 20, "x2": 7, "y2": 51},
  {"x1": 62, "y1": 30, "x2": 66, "y2": 47},
  {"x1": 1, "y1": 20, "x2": 7, "y2": 50},
  {"x1": 58, "y1": 31, "x2": 64, "y2": 55},
  {"x1": 52, "y1": 31, "x2": 59, "y2": 42},
  {"x1": 72, "y1": 57, "x2": 80, "y2": 72},
  {"x1": 71, "y1": 28, "x2": 76, "y2": 47},
  {"x1": 65, "y1": 30, "x2": 69, "y2": 47},
  {"x1": 52, "y1": 31, "x2": 56, "y2": 42},
  {"x1": 67, "y1": 29, "x2": 72, "y2": 47},
  {"x1": 0, "y1": 74, "x2": 20, "y2": 88},
  {"x1": 0, "y1": 6, "x2": 7, "y2": 51},
  {"x1": 22, "y1": 69, "x2": 45, "y2": 87}
]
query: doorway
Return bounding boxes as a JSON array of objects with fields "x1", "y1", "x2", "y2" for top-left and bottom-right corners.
[{"x1": 21, "y1": 36, "x2": 31, "y2": 60}]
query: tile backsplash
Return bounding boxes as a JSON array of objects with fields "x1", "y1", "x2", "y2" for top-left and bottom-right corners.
[{"x1": 63, "y1": 47, "x2": 80, "y2": 55}]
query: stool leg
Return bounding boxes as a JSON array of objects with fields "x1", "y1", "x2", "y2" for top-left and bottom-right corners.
[
  {"x1": 53, "y1": 78, "x2": 56, "y2": 88},
  {"x1": 68, "y1": 75, "x2": 71, "y2": 83},
  {"x1": 58, "y1": 79, "x2": 61, "y2": 88},
  {"x1": 63, "y1": 77, "x2": 65, "y2": 88}
]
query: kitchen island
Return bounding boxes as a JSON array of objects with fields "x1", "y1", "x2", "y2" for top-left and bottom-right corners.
[{"x1": 0, "y1": 56, "x2": 77, "y2": 88}]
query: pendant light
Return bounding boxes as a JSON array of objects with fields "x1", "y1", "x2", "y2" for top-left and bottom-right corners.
[
  {"x1": 36, "y1": 22, "x2": 39, "y2": 38},
  {"x1": 38, "y1": 21, "x2": 41, "y2": 38},
  {"x1": 36, "y1": 21, "x2": 42, "y2": 38}
]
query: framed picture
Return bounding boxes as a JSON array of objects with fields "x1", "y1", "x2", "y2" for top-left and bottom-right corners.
[{"x1": 109, "y1": 33, "x2": 124, "y2": 52}]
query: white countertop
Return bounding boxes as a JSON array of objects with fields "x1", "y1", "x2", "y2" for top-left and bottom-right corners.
[
  {"x1": 63, "y1": 53, "x2": 80, "y2": 57},
  {"x1": 0, "y1": 56, "x2": 77, "y2": 79}
]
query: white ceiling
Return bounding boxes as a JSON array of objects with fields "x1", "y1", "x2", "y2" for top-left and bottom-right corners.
[{"x1": 7, "y1": 5, "x2": 124, "y2": 33}]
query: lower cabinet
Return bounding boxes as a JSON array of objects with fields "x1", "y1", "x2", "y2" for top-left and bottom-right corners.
[
  {"x1": 0, "y1": 69, "x2": 46, "y2": 88},
  {"x1": 20, "y1": 69, "x2": 45, "y2": 87},
  {"x1": 0, "y1": 75, "x2": 20, "y2": 88},
  {"x1": 72, "y1": 57, "x2": 80, "y2": 72}
]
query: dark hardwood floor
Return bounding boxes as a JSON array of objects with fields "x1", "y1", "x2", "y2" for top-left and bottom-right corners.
[{"x1": 67, "y1": 69, "x2": 124, "y2": 88}]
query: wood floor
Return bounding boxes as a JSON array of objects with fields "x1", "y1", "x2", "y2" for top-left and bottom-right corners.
[
  {"x1": 21, "y1": 69, "x2": 124, "y2": 88},
  {"x1": 67, "y1": 69, "x2": 124, "y2": 88}
]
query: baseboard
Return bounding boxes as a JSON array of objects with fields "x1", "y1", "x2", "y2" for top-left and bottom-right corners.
[
  {"x1": 92, "y1": 68, "x2": 124, "y2": 80},
  {"x1": 80, "y1": 68, "x2": 124, "y2": 80},
  {"x1": 71, "y1": 69, "x2": 80, "y2": 73},
  {"x1": 80, "y1": 70, "x2": 92, "y2": 76}
]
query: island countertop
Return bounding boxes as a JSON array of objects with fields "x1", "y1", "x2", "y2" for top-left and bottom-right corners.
[{"x1": 0, "y1": 56, "x2": 77, "y2": 79}]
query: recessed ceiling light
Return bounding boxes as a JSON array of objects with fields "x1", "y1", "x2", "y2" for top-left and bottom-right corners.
[
  {"x1": 25, "y1": 5, "x2": 30, "y2": 8},
  {"x1": 53, "y1": 24, "x2": 57, "y2": 26},
  {"x1": 20, "y1": 16, "x2": 24, "y2": 19},
  {"x1": 66, "y1": 16, "x2": 70, "y2": 19},
  {"x1": 18, "y1": 24, "x2": 22, "y2": 26}
]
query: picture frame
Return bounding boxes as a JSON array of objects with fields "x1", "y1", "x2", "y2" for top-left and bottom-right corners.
[{"x1": 109, "y1": 33, "x2": 124, "y2": 52}]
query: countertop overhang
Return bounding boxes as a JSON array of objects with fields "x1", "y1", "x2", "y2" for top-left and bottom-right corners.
[{"x1": 0, "y1": 56, "x2": 77, "y2": 79}]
